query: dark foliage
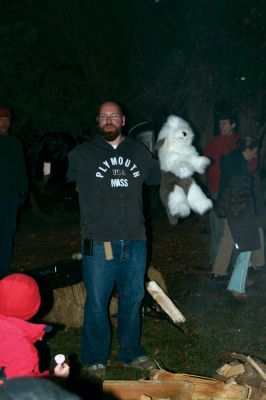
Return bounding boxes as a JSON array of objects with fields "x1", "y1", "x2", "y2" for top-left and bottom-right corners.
[{"x1": 0, "y1": 0, "x2": 265, "y2": 150}]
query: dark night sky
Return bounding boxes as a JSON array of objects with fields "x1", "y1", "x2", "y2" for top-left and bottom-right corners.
[{"x1": 0, "y1": 1, "x2": 265, "y2": 140}]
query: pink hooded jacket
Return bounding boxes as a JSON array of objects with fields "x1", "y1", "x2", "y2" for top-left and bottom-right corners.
[{"x1": 0, "y1": 273, "x2": 49, "y2": 378}]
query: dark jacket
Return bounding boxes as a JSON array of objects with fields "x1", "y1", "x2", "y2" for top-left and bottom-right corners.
[
  {"x1": 204, "y1": 133, "x2": 239, "y2": 195},
  {"x1": 67, "y1": 135, "x2": 160, "y2": 241},
  {"x1": 0, "y1": 134, "x2": 28, "y2": 196},
  {"x1": 216, "y1": 150, "x2": 260, "y2": 251}
]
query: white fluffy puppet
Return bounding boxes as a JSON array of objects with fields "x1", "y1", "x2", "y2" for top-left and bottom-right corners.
[{"x1": 156, "y1": 115, "x2": 212, "y2": 225}]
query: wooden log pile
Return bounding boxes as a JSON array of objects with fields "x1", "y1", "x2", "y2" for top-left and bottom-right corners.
[
  {"x1": 104, "y1": 353, "x2": 266, "y2": 400},
  {"x1": 103, "y1": 369, "x2": 250, "y2": 400},
  {"x1": 216, "y1": 352, "x2": 266, "y2": 400}
]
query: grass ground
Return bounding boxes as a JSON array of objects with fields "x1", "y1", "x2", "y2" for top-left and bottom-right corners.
[
  {"x1": 11, "y1": 204, "x2": 266, "y2": 389},
  {"x1": 45, "y1": 268, "x2": 266, "y2": 382}
]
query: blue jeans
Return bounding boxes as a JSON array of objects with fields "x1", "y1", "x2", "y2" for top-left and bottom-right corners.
[
  {"x1": 81, "y1": 240, "x2": 147, "y2": 366},
  {"x1": 227, "y1": 251, "x2": 251, "y2": 293},
  {"x1": 0, "y1": 195, "x2": 19, "y2": 273}
]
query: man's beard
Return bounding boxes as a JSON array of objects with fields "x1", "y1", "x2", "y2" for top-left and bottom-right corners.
[{"x1": 98, "y1": 125, "x2": 121, "y2": 142}]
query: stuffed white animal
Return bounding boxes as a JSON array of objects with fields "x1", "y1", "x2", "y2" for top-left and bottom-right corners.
[{"x1": 156, "y1": 115, "x2": 212, "y2": 224}]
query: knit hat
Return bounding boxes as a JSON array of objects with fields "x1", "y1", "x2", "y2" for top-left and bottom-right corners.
[
  {"x1": 0, "y1": 108, "x2": 11, "y2": 118},
  {"x1": 0, "y1": 273, "x2": 41, "y2": 320}
]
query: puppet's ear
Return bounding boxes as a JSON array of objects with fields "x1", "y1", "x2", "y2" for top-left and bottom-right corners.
[
  {"x1": 167, "y1": 115, "x2": 179, "y2": 128},
  {"x1": 155, "y1": 138, "x2": 165, "y2": 151}
]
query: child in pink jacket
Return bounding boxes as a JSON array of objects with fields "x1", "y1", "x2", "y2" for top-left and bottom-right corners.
[{"x1": 0, "y1": 273, "x2": 69, "y2": 378}]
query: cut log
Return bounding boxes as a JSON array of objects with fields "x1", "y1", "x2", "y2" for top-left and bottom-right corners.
[
  {"x1": 146, "y1": 281, "x2": 185, "y2": 324},
  {"x1": 151, "y1": 370, "x2": 250, "y2": 399},
  {"x1": 42, "y1": 282, "x2": 118, "y2": 328},
  {"x1": 103, "y1": 372, "x2": 250, "y2": 400},
  {"x1": 216, "y1": 363, "x2": 245, "y2": 378},
  {"x1": 147, "y1": 266, "x2": 168, "y2": 294},
  {"x1": 43, "y1": 281, "x2": 85, "y2": 328},
  {"x1": 104, "y1": 380, "x2": 194, "y2": 400}
]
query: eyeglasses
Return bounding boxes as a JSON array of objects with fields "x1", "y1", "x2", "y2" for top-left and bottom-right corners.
[{"x1": 98, "y1": 113, "x2": 122, "y2": 121}]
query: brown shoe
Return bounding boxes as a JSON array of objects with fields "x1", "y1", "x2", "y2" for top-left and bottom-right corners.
[
  {"x1": 230, "y1": 291, "x2": 249, "y2": 300},
  {"x1": 246, "y1": 278, "x2": 255, "y2": 287},
  {"x1": 210, "y1": 274, "x2": 228, "y2": 282},
  {"x1": 249, "y1": 265, "x2": 265, "y2": 273}
]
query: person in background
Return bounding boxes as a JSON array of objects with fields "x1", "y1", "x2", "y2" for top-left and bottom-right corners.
[
  {"x1": 204, "y1": 111, "x2": 239, "y2": 270},
  {"x1": 67, "y1": 100, "x2": 160, "y2": 377},
  {"x1": 215, "y1": 137, "x2": 264, "y2": 298},
  {"x1": 205, "y1": 111, "x2": 264, "y2": 279},
  {"x1": 0, "y1": 108, "x2": 28, "y2": 274},
  {"x1": 0, "y1": 273, "x2": 70, "y2": 378}
]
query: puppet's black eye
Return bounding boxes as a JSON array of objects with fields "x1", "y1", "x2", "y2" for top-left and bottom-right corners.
[{"x1": 182, "y1": 131, "x2": 187, "y2": 136}]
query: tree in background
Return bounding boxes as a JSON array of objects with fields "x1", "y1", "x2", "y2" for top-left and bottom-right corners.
[{"x1": 0, "y1": 0, "x2": 265, "y2": 152}]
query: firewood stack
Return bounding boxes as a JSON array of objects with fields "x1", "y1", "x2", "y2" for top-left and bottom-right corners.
[
  {"x1": 216, "y1": 352, "x2": 266, "y2": 400},
  {"x1": 104, "y1": 354, "x2": 266, "y2": 400}
]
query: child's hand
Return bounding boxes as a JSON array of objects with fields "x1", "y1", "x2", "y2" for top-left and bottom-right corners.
[
  {"x1": 54, "y1": 354, "x2": 69, "y2": 378},
  {"x1": 54, "y1": 363, "x2": 70, "y2": 378}
]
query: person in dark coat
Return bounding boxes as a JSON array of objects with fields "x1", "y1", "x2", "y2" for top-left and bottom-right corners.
[
  {"x1": 204, "y1": 111, "x2": 239, "y2": 265},
  {"x1": 216, "y1": 136, "x2": 262, "y2": 298},
  {"x1": 0, "y1": 108, "x2": 28, "y2": 274}
]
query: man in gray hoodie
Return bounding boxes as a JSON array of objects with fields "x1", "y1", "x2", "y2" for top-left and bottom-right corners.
[{"x1": 68, "y1": 101, "x2": 160, "y2": 376}]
